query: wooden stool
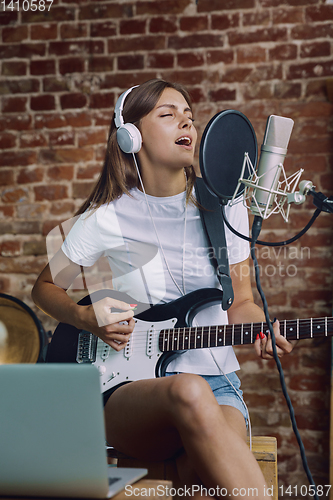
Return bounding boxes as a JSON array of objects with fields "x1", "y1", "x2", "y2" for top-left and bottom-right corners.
[{"x1": 108, "y1": 436, "x2": 278, "y2": 499}]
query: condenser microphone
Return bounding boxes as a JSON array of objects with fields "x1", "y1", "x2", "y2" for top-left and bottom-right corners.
[{"x1": 250, "y1": 115, "x2": 294, "y2": 217}]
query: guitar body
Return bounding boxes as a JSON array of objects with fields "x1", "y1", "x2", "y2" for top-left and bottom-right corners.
[{"x1": 46, "y1": 288, "x2": 224, "y2": 394}]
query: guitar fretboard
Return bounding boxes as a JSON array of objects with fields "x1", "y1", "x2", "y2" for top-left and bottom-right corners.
[{"x1": 159, "y1": 317, "x2": 333, "y2": 352}]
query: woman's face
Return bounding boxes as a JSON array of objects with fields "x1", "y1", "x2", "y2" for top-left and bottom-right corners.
[{"x1": 137, "y1": 87, "x2": 197, "y2": 173}]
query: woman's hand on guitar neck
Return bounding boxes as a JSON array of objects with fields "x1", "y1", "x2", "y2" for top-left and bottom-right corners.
[
  {"x1": 254, "y1": 319, "x2": 296, "y2": 359},
  {"x1": 78, "y1": 297, "x2": 136, "y2": 351}
]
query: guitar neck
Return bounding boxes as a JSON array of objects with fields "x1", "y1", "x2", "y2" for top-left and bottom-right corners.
[{"x1": 159, "y1": 317, "x2": 333, "y2": 352}]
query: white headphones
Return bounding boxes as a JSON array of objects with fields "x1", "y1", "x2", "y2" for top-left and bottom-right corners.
[{"x1": 114, "y1": 86, "x2": 142, "y2": 154}]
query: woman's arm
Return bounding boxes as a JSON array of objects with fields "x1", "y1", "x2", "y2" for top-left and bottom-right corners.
[
  {"x1": 31, "y1": 249, "x2": 135, "y2": 351},
  {"x1": 227, "y1": 258, "x2": 294, "y2": 359}
]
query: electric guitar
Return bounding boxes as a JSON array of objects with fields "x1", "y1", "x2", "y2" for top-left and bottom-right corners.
[{"x1": 46, "y1": 288, "x2": 333, "y2": 394}]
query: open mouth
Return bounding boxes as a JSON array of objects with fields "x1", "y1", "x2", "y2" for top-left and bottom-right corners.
[{"x1": 175, "y1": 136, "x2": 192, "y2": 146}]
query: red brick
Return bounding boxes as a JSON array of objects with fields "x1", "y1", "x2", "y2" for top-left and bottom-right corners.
[
  {"x1": 0, "y1": 43, "x2": 46, "y2": 59},
  {"x1": 90, "y1": 21, "x2": 117, "y2": 38},
  {"x1": 88, "y1": 57, "x2": 114, "y2": 73},
  {"x1": 30, "y1": 95, "x2": 56, "y2": 111},
  {"x1": 243, "y1": 83, "x2": 274, "y2": 100},
  {"x1": 17, "y1": 167, "x2": 44, "y2": 184},
  {"x1": 291, "y1": 23, "x2": 333, "y2": 40},
  {"x1": 209, "y1": 87, "x2": 236, "y2": 102},
  {"x1": 272, "y1": 7, "x2": 304, "y2": 24},
  {"x1": 77, "y1": 164, "x2": 101, "y2": 180},
  {"x1": 305, "y1": 79, "x2": 328, "y2": 100},
  {"x1": 23, "y1": 240, "x2": 47, "y2": 257},
  {"x1": 64, "y1": 111, "x2": 93, "y2": 128},
  {"x1": 2, "y1": 187, "x2": 29, "y2": 204},
  {"x1": 198, "y1": 0, "x2": 254, "y2": 11},
  {"x1": 306, "y1": 4, "x2": 333, "y2": 22},
  {"x1": 300, "y1": 41, "x2": 331, "y2": 59},
  {"x1": 237, "y1": 46, "x2": 266, "y2": 64},
  {"x1": 49, "y1": 41, "x2": 104, "y2": 56},
  {"x1": 0, "y1": 207, "x2": 14, "y2": 219},
  {"x1": 20, "y1": 132, "x2": 47, "y2": 148},
  {"x1": 50, "y1": 201, "x2": 76, "y2": 215},
  {"x1": 39, "y1": 148, "x2": 94, "y2": 164},
  {"x1": 2, "y1": 97, "x2": 27, "y2": 114},
  {"x1": 274, "y1": 82, "x2": 302, "y2": 99},
  {"x1": 60, "y1": 23, "x2": 88, "y2": 39},
  {"x1": 101, "y1": 72, "x2": 157, "y2": 90},
  {"x1": 0, "y1": 241, "x2": 21, "y2": 257},
  {"x1": 247, "y1": 64, "x2": 282, "y2": 82},
  {"x1": 0, "y1": 11, "x2": 18, "y2": 27},
  {"x1": 288, "y1": 61, "x2": 333, "y2": 80},
  {"x1": 180, "y1": 16, "x2": 209, "y2": 32},
  {"x1": 120, "y1": 19, "x2": 146, "y2": 35},
  {"x1": 43, "y1": 77, "x2": 71, "y2": 93},
  {"x1": 108, "y1": 36, "x2": 165, "y2": 53},
  {"x1": 2, "y1": 25, "x2": 28, "y2": 43},
  {"x1": 0, "y1": 169, "x2": 14, "y2": 185},
  {"x1": 0, "y1": 132, "x2": 16, "y2": 149},
  {"x1": 243, "y1": 11, "x2": 270, "y2": 26},
  {"x1": 207, "y1": 49, "x2": 234, "y2": 65},
  {"x1": 79, "y1": 3, "x2": 133, "y2": 20},
  {"x1": 0, "y1": 79, "x2": 40, "y2": 95},
  {"x1": 229, "y1": 27, "x2": 287, "y2": 45},
  {"x1": 72, "y1": 181, "x2": 95, "y2": 199},
  {"x1": 94, "y1": 110, "x2": 113, "y2": 126},
  {"x1": 168, "y1": 34, "x2": 223, "y2": 50},
  {"x1": 21, "y1": 6, "x2": 75, "y2": 24},
  {"x1": 59, "y1": 58, "x2": 85, "y2": 74},
  {"x1": 30, "y1": 59, "x2": 56, "y2": 76},
  {"x1": 0, "y1": 115, "x2": 32, "y2": 132},
  {"x1": 30, "y1": 24, "x2": 58, "y2": 40},
  {"x1": 34, "y1": 185, "x2": 68, "y2": 201},
  {"x1": 47, "y1": 166, "x2": 74, "y2": 181},
  {"x1": 35, "y1": 113, "x2": 67, "y2": 130},
  {"x1": 0, "y1": 150, "x2": 37, "y2": 167},
  {"x1": 89, "y1": 92, "x2": 114, "y2": 109},
  {"x1": 78, "y1": 129, "x2": 107, "y2": 147},
  {"x1": 1, "y1": 61, "x2": 27, "y2": 76},
  {"x1": 187, "y1": 87, "x2": 205, "y2": 103},
  {"x1": 49, "y1": 130, "x2": 75, "y2": 147},
  {"x1": 118, "y1": 55, "x2": 144, "y2": 71},
  {"x1": 161, "y1": 70, "x2": 208, "y2": 86},
  {"x1": 60, "y1": 93, "x2": 87, "y2": 110},
  {"x1": 148, "y1": 16, "x2": 177, "y2": 34},
  {"x1": 269, "y1": 44, "x2": 298, "y2": 61},
  {"x1": 137, "y1": 0, "x2": 191, "y2": 15},
  {"x1": 147, "y1": 52, "x2": 174, "y2": 69},
  {"x1": 211, "y1": 13, "x2": 239, "y2": 30},
  {"x1": 177, "y1": 52, "x2": 205, "y2": 68},
  {"x1": 222, "y1": 66, "x2": 252, "y2": 83}
]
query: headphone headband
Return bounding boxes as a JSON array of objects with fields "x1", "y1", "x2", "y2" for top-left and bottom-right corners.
[{"x1": 114, "y1": 85, "x2": 139, "y2": 128}]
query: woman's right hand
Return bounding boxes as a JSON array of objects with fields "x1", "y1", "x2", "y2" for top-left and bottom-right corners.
[{"x1": 78, "y1": 297, "x2": 136, "y2": 352}]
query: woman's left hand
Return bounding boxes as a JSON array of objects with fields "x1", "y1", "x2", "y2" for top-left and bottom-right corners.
[{"x1": 254, "y1": 319, "x2": 297, "y2": 359}]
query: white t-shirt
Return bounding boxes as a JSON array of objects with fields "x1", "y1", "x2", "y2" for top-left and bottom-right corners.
[{"x1": 62, "y1": 187, "x2": 250, "y2": 375}]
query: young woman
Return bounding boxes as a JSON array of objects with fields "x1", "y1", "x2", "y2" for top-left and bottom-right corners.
[{"x1": 32, "y1": 79, "x2": 293, "y2": 499}]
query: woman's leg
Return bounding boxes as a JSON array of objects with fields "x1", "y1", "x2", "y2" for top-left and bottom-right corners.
[{"x1": 104, "y1": 373, "x2": 271, "y2": 499}]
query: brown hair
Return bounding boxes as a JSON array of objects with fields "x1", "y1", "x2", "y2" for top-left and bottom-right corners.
[{"x1": 75, "y1": 79, "x2": 197, "y2": 215}]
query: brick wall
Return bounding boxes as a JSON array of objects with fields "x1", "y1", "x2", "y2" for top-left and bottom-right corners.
[{"x1": 0, "y1": 0, "x2": 332, "y2": 495}]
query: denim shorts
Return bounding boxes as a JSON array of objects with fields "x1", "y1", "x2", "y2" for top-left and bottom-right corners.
[{"x1": 166, "y1": 371, "x2": 248, "y2": 427}]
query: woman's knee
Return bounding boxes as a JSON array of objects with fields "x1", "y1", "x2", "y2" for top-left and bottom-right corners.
[{"x1": 166, "y1": 373, "x2": 217, "y2": 418}]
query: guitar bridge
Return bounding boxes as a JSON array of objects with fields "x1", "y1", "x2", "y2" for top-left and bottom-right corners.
[{"x1": 76, "y1": 330, "x2": 97, "y2": 364}]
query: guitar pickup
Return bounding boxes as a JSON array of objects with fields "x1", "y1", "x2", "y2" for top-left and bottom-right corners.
[
  {"x1": 146, "y1": 328, "x2": 154, "y2": 357},
  {"x1": 76, "y1": 330, "x2": 97, "y2": 364}
]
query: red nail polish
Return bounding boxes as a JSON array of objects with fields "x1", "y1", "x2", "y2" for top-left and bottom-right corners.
[
  {"x1": 260, "y1": 331, "x2": 265, "y2": 340},
  {"x1": 130, "y1": 304, "x2": 137, "y2": 308},
  {"x1": 256, "y1": 333, "x2": 260, "y2": 340}
]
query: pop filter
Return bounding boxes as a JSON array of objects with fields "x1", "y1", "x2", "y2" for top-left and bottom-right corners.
[{"x1": 199, "y1": 110, "x2": 258, "y2": 205}]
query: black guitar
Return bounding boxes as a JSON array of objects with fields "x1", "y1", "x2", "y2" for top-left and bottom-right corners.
[{"x1": 46, "y1": 288, "x2": 333, "y2": 394}]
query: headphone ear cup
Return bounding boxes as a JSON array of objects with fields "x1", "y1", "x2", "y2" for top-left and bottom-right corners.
[{"x1": 116, "y1": 123, "x2": 142, "y2": 154}]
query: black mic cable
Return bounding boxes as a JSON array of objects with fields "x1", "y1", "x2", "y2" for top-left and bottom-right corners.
[{"x1": 250, "y1": 215, "x2": 320, "y2": 500}]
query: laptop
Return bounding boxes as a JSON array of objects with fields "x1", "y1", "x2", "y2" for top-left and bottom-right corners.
[{"x1": 0, "y1": 363, "x2": 147, "y2": 498}]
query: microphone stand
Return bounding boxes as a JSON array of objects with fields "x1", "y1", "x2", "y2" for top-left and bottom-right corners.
[{"x1": 309, "y1": 189, "x2": 333, "y2": 214}]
